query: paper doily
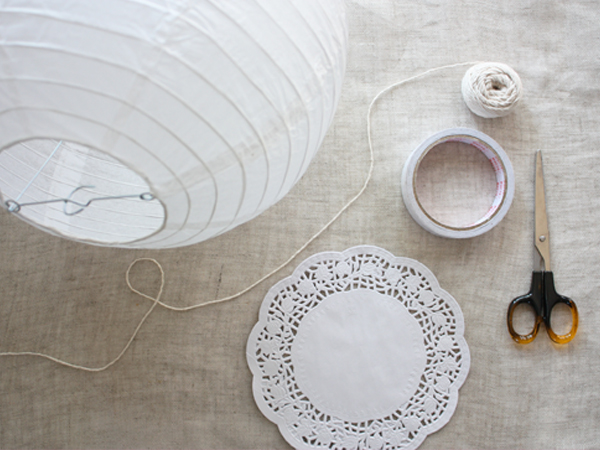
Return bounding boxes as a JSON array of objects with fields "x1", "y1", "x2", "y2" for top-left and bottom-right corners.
[{"x1": 246, "y1": 246, "x2": 470, "y2": 450}]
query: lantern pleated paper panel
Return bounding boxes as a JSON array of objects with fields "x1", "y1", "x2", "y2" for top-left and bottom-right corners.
[{"x1": 0, "y1": 0, "x2": 347, "y2": 248}]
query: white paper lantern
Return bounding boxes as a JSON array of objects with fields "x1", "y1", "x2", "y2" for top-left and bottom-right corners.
[{"x1": 0, "y1": 0, "x2": 347, "y2": 248}]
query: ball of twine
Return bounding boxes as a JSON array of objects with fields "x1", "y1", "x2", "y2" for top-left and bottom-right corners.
[{"x1": 461, "y1": 62, "x2": 522, "y2": 118}]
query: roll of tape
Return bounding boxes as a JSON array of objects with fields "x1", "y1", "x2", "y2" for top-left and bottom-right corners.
[{"x1": 401, "y1": 128, "x2": 515, "y2": 238}]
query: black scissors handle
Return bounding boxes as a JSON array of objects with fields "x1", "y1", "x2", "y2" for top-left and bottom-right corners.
[{"x1": 507, "y1": 271, "x2": 579, "y2": 344}]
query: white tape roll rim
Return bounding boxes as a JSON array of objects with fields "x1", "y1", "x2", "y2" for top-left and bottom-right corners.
[{"x1": 401, "y1": 128, "x2": 515, "y2": 239}]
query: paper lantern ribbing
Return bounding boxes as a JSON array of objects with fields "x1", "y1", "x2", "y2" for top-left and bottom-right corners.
[{"x1": 0, "y1": 0, "x2": 347, "y2": 248}]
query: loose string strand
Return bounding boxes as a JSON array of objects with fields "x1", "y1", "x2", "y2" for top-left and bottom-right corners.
[
  {"x1": 1, "y1": 62, "x2": 484, "y2": 371},
  {"x1": 0, "y1": 258, "x2": 165, "y2": 372},
  {"x1": 367, "y1": 61, "x2": 481, "y2": 155}
]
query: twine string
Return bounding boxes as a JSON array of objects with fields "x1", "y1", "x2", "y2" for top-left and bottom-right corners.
[
  {"x1": 1, "y1": 61, "x2": 518, "y2": 371},
  {"x1": 0, "y1": 258, "x2": 164, "y2": 372}
]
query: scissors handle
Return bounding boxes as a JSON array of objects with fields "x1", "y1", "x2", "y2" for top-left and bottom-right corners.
[
  {"x1": 507, "y1": 271, "x2": 544, "y2": 344},
  {"x1": 543, "y1": 271, "x2": 579, "y2": 344},
  {"x1": 507, "y1": 271, "x2": 579, "y2": 344}
]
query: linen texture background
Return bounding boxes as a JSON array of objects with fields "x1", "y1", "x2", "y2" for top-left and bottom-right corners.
[{"x1": 1, "y1": 1, "x2": 600, "y2": 448}]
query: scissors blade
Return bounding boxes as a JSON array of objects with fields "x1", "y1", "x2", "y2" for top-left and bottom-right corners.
[{"x1": 535, "y1": 151, "x2": 551, "y2": 271}]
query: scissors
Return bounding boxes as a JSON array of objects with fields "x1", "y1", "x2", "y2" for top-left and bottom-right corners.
[{"x1": 506, "y1": 151, "x2": 578, "y2": 344}]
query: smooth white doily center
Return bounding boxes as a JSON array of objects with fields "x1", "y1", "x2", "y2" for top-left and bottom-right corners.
[{"x1": 292, "y1": 289, "x2": 426, "y2": 422}]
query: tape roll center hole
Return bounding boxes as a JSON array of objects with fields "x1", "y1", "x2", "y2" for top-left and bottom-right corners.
[{"x1": 415, "y1": 141, "x2": 498, "y2": 229}]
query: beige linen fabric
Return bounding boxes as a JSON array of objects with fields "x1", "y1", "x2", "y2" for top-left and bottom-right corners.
[{"x1": 2, "y1": 0, "x2": 600, "y2": 448}]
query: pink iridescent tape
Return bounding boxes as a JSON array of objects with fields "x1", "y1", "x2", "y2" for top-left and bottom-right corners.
[{"x1": 401, "y1": 128, "x2": 515, "y2": 238}]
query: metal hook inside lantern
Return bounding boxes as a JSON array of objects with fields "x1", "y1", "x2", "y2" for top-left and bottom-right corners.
[{"x1": 5, "y1": 185, "x2": 155, "y2": 215}]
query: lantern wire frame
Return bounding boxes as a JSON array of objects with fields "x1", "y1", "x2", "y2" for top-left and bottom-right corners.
[
  {"x1": 0, "y1": 138, "x2": 167, "y2": 245},
  {"x1": 3, "y1": 141, "x2": 155, "y2": 215}
]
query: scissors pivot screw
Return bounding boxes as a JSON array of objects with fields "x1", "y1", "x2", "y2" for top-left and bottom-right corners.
[{"x1": 539, "y1": 235, "x2": 546, "y2": 242}]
